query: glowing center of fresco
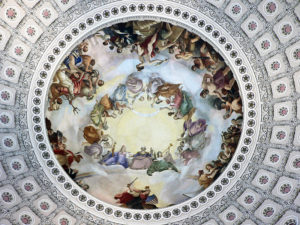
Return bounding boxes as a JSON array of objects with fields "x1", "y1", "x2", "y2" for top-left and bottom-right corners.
[
  {"x1": 46, "y1": 20, "x2": 243, "y2": 209},
  {"x1": 106, "y1": 99, "x2": 184, "y2": 154}
]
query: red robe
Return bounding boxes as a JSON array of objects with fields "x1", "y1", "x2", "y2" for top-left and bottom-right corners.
[
  {"x1": 114, "y1": 192, "x2": 134, "y2": 204},
  {"x1": 70, "y1": 74, "x2": 85, "y2": 95},
  {"x1": 53, "y1": 148, "x2": 82, "y2": 167}
]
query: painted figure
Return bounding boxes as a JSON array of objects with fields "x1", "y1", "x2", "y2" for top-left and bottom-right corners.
[
  {"x1": 103, "y1": 145, "x2": 129, "y2": 168},
  {"x1": 173, "y1": 90, "x2": 195, "y2": 120},
  {"x1": 130, "y1": 147, "x2": 153, "y2": 170},
  {"x1": 110, "y1": 84, "x2": 130, "y2": 113},
  {"x1": 63, "y1": 41, "x2": 89, "y2": 74},
  {"x1": 147, "y1": 150, "x2": 178, "y2": 176},
  {"x1": 82, "y1": 125, "x2": 114, "y2": 159},
  {"x1": 46, "y1": 20, "x2": 244, "y2": 208},
  {"x1": 146, "y1": 76, "x2": 165, "y2": 100},
  {"x1": 125, "y1": 75, "x2": 144, "y2": 104},
  {"x1": 90, "y1": 94, "x2": 116, "y2": 128},
  {"x1": 180, "y1": 144, "x2": 200, "y2": 165},
  {"x1": 115, "y1": 179, "x2": 157, "y2": 209}
]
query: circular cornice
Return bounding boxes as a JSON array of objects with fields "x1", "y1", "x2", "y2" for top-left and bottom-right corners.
[{"x1": 27, "y1": 1, "x2": 260, "y2": 224}]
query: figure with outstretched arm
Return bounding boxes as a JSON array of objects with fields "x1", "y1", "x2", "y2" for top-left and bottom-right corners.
[
  {"x1": 114, "y1": 178, "x2": 157, "y2": 209},
  {"x1": 114, "y1": 178, "x2": 140, "y2": 207}
]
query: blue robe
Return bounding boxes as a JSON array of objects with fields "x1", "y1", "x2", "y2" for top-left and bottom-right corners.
[
  {"x1": 103, "y1": 152, "x2": 128, "y2": 168},
  {"x1": 111, "y1": 84, "x2": 128, "y2": 107},
  {"x1": 63, "y1": 48, "x2": 82, "y2": 69}
]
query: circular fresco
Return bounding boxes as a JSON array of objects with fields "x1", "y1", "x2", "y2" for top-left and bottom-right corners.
[{"x1": 45, "y1": 20, "x2": 243, "y2": 209}]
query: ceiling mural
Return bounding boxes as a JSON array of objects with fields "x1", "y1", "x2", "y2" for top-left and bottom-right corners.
[
  {"x1": 0, "y1": 0, "x2": 299, "y2": 225},
  {"x1": 46, "y1": 21, "x2": 243, "y2": 210}
]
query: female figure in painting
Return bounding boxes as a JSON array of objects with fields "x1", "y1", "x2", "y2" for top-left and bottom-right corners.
[
  {"x1": 110, "y1": 84, "x2": 130, "y2": 113},
  {"x1": 90, "y1": 94, "x2": 116, "y2": 129},
  {"x1": 103, "y1": 145, "x2": 129, "y2": 168},
  {"x1": 197, "y1": 163, "x2": 219, "y2": 189},
  {"x1": 147, "y1": 146, "x2": 178, "y2": 176},
  {"x1": 176, "y1": 91, "x2": 195, "y2": 120},
  {"x1": 180, "y1": 144, "x2": 200, "y2": 165},
  {"x1": 151, "y1": 83, "x2": 195, "y2": 120},
  {"x1": 83, "y1": 125, "x2": 116, "y2": 162},
  {"x1": 146, "y1": 76, "x2": 165, "y2": 101},
  {"x1": 183, "y1": 118, "x2": 207, "y2": 137},
  {"x1": 125, "y1": 75, "x2": 144, "y2": 104},
  {"x1": 83, "y1": 125, "x2": 105, "y2": 159},
  {"x1": 130, "y1": 147, "x2": 153, "y2": 170},
  {"x1": 178, "y1": 118, "x2": 208, "y2": 151},
  {"x1": 114, "y1": 184, "x2": 140, "y2": 208},
  {"x1": 91, "y1": 83, "x2": 129, "y2": 122},
  {"x1": 169, "y1": 89, "x2": 195, "y2": 120}
]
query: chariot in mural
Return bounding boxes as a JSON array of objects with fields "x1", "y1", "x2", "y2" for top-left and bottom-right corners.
[{"x1": 46, "y1": 20, "x2": 243, "y2": 209}]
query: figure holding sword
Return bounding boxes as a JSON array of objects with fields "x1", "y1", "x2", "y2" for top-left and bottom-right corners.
[{"x1": 114, "y1": 178, "x2": 158, "y2": 209}]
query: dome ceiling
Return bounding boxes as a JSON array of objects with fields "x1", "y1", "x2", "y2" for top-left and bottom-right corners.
[{"x1": 0, "y1": 0, "x2": 299, "y2": 225}]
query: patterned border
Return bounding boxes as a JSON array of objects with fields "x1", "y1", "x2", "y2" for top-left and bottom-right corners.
[{"x1": 26, "y1": 1, "x2": 261, "y2": 224}]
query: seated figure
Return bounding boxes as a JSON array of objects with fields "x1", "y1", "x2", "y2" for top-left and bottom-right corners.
[
  {"x1": 147, "y1": 151, "x2": 178, "y2": 176},
  {"x1": 130, "y1": 147, "x2": 153, "y2": 170},
  {"x1": 103, "y1": 145, "x2": 129, "y2": 168}
]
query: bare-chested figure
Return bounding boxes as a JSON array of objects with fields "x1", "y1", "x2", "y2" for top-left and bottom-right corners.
[
  {"x1": 175, "y1": 30, "x2": 201, "y2": 60},
  {"x1": 155, "y1": 23, "x2": 184, "y2": 53},
  {"x1": 224, "y1": 96, "x2": 242, "y2": 119},
  {"x1": 191, "y1": 43, "x2": 219, "y2": 71},
  {"x1": 133, "y1": 31, "x2": 168, "y2": 71},
  {"x1": 200, "y1": 66, "x2": 235, "y2": 99}
]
